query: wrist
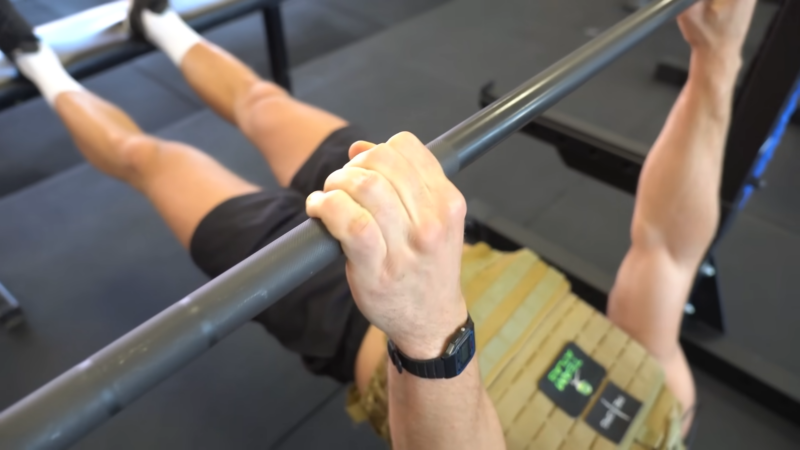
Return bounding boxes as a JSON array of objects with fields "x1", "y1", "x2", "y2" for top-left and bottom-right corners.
[
  {"x1": 688, "y1": 49, "x2": 741, "y2": 100},
  {"x1": 388, "y1": 301, "x2": 469, "y2": 360},
  {"x1": 690, "y1": 47, "x2": 742, "y2": 83}
]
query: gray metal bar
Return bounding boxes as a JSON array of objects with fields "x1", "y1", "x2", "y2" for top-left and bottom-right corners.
[
  {"x1": 430, "y1": 0, "x2": 696, "y2": 176},
  {"x1": 0, "y1": 0, "x2": 694, "y2": 448}
]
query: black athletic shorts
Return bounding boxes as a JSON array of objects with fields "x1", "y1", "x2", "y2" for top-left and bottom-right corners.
[{"x1": 189, "y1": 126, "x2": 370, "y2": 384}]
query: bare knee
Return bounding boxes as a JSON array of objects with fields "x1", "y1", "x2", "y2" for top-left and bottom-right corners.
[
  {"x1": 242, "y1": 80, "x2": 289, "y2": 108},
  {"x1": 236, "y1": 81, "x2": 292, "y2": 134},
  {"x1": 111, "y1": 134, "x2": 167, "y2": 187}
]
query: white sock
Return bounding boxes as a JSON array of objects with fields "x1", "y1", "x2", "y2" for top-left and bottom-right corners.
[
  {"x1": 142, "y1": 9, "x2": 203, "y2": 66},
  {"x1": 14, "y1": 44, "x2": 84, "y2": 106}
]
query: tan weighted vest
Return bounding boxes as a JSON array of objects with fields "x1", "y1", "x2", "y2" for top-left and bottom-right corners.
[{"x1": 347, "y1": 243, "x2": 685, "y2": 450}]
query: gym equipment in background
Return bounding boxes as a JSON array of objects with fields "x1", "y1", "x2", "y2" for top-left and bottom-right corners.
[
  {"x1": 0, "y1": 0, "x2": 292, "y2": 334},
  {"x1": 477, "y1": 0, "x2": 800, "y2": 428},
  {"x1": 0, "y1": 0, "x2": 292, "y2": 111},
  {"x1": 0, "y1": 0, "x2": 698, "y2": 448}
]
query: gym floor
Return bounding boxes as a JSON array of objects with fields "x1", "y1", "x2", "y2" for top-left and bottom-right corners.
[{"x1": 1, "y1": 0, "x2": 799, "y2": 448}]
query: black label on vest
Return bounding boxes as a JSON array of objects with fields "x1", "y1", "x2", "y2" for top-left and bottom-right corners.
[
  {"x1": 538, "y1": 343, "x2": 606, "y2": 417},
  {"x1": 585, "y1": 382, "x2": 642, "y2": 443}
]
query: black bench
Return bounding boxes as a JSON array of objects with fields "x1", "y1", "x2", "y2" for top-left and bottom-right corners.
[{"x1": 0, "y1": 0, "x2": 291, "y2": 111}]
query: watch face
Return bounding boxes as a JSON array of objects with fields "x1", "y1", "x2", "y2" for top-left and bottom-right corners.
[{"x1": 454, "y1": 329, "x2": 476, "y2": 373}]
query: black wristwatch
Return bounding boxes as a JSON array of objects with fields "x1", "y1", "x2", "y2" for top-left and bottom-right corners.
[{"x1": 387, "y1": 314, "x2": 475, "y2": 379}]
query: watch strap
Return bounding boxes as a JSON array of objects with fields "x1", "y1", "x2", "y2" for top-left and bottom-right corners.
[
  {"x1": 387, "y1": 314, "x2": 475, "y2": 379},
  {"x1": 389, "y1": 340, "x2": 458, "y2": 378}
]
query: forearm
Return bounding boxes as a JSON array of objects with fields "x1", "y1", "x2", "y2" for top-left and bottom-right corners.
[
  {"x1": 388, "y1": 359, "x2": 505, "y2": 450},
  {"x1": 632, "y1": 49, "x2": 741, "y2": 265}
]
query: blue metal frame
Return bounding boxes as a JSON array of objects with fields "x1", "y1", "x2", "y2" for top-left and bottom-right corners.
[{"x1": 737, "y1": 80, "x2": 800, "y2": 209}]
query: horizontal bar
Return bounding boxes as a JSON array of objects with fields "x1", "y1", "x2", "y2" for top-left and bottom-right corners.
[
  {"x1": 432, "y1": 0, "x2": 694, "y2": 174},
  {"x1": 0, "y1": 0, "x2": 695, "y2": 448},
  {"x1": 480, "y1": 83, "x2": 647, "y2": 194}
]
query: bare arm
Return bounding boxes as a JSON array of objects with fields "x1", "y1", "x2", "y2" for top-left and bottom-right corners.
[
  {"x1": 609, "y1": 48, "x2": 740, "y2": 356},
  {"x1": 635, "y1": 52, "x2": 739, "y2": 266},
  {"x1": 308, "y1": 134, "x2": 504, "y2": 450},
  {"x1": 388, "y1": 310, "x2": 504, "y2": 450},
  {"x1": 610, "y1": 0, "x2": 756, "y2": 351},
  {"x1": 607, "y1": 0, "x2": 756, "y2": 428}
]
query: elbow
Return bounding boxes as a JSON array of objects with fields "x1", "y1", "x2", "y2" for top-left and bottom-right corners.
[{"x1": 630, "y1": 210, "x2": 718, "y2": 268}]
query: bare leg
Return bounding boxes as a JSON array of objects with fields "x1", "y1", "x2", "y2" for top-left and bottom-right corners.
[
  {"x1": 179, "y1": 42, "x2": 347, "y2": 187},
  {"x1": 54, "y1": 90, "x2": 259, "y2": 247}
]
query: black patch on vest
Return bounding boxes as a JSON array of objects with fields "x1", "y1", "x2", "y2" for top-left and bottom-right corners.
[
  {"x1": 585, "y1": 382, "x2": 643, "y2": 443},
  {"x1": 538, "y1": 343, "x2": 606, "y2": 417}
]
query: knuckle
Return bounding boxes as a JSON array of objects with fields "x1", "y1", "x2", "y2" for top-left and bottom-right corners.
[
  {"x1": 322, "y1": 190, "x2": 348, "y2": 210},
  {"x1": 413, "y1": 219, "x2": 446, "y2": 251},
  {"x1": 323, "y1": 169, "x2": 346, "y2": 192},
  {"x1": 362, "y1": 143, "x2": 394, "y2": 166},
  {"x1": 347, "y1": 211, "x2": 374, "y2": 241},
  {"x1": 390, "y1": 131, "x2": 418, "y2": 147},
  {"x1": 446, "y1": 189, "x2": 467, "y2": 220},
  {"x1": 353, "y1": 169, "x2": 381, "y2": 193},
  {"x1": 315, "y1": 191, "x2": 335, "y2": 211}
]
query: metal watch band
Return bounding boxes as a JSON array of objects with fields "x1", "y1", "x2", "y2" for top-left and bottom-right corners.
[{"x1": 387, "y1": 314, "x2": 475, "y2": 379}]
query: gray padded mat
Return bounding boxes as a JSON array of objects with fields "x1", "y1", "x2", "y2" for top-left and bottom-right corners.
[{"x1": 0, "y1": 64, "x2": 202, "y2": 197}]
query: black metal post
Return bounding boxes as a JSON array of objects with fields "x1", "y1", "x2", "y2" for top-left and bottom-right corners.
[
  {"x1": 0, "y1": 1, "x2": 696, "y2": 448},
  {"x1": 0, "y1": 282, "x2": 22, "y2": 330},
  {"x1": 262, "y1": 5, "x2": 292, "y2": 93},
  {"x1": 686, "y1": 257, "x2": 724, "y2": 331},
  {"x1": 716, "y1": 0, "x2": 800, "y2": 240}
]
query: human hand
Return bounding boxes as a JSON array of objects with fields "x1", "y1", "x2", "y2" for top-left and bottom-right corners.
[
  {"x1": 307, "y1": 132, "x2": 468, "y2": 359},
  {"x1": 678, "y1": 0, "x2": 757, "y2": 58}
]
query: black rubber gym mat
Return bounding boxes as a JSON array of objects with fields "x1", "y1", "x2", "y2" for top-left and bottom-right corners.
[
  {"x1": 0, "y1": 64, "x2": 202, "y2": 197},
  {"x1": 272, "y1": 388, "x2": 387, "y2": 449},
  {"x1": 35, "y1": 0, "x2": 112, "y2": 17},
  {"x1": 10, "y1": 0, "x2": 60, "y2": 26},
  {"x1": 322, "y1": 0, "x2": 451, "y2": 27}
]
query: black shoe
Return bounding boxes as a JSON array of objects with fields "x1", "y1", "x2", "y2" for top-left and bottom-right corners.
[
  {"x1": 0, "y1": 0, "x2": 39, "y2": 61},
  {"x1": 128, "y1": 0, "x2": 169, "y2": 41}
]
